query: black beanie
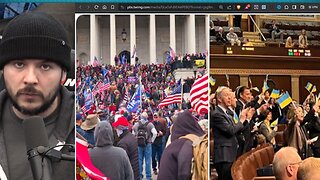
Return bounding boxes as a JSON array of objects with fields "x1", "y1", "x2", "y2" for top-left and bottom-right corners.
[{"x1": 0, "y1": 12, "x2": 71, "y2": 71}]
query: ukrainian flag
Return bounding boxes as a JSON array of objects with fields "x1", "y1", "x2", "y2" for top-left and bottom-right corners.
[
  {"x1": 209, "y1": 76, "x2": 216, "y2": 86},
  {"x1": 233, "y1": 112, "x2": 239, "y2": 123},
  {"x1": 270, "y1": 119, "x2": 278, "y2": 128},
  {"x1": 262, "y1": 80, "x2": 269, "y2": 93},
  {"x1": 312, "y1": 85, "x2": 317, "y2": 93},
  {"x1": 278, "y1": 92, "x2": 293, "y2": 109},
  {"x1": 305, "y1": 82, "x2": 313, "y2": 92},
  {"x1": 271, "y1": 89, "x2": 280, "y2": 99}
]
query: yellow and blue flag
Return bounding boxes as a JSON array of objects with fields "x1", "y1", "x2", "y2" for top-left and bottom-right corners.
[
  {"x1": 271, "y1": 89, "x2": 280, "y2": 99},
  {"x1": 233, "y1": 112, "x2": 239, "y2": 123},
  {"x1": 305, "y1": 82, "x2": 313, "y2": 92},
  {"x1": 278, "y1": 92, "x2": 293, "y2": 109},
  {"x1": 209, "y1": 76, "x2": 216, "y2": 86},
  {"x1": 270, "y1": 119, "x2": 278, "y2": 128},
  {"x1": 262, "y1": 80, "x2": 269, "y2": 93},
  {"x1": 312, "y1": 85, "x2": 317, "y2": 93}
]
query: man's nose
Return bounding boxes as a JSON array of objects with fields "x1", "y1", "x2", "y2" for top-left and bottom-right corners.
[{"x1": 23, "y1": 67, "x2": 38, "y2": 85}]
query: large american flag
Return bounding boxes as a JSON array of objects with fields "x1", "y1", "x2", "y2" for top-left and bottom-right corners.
[
  {"x1": 158, "y1": 94, "x2": 182, "y2": 108},
  {"x1": 189, "y1": 74, "x2": 209, "y2": 114}
]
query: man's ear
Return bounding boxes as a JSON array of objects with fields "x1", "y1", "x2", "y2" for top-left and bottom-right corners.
[
  {"x1": 286, "y1": 165, "x2": 294, "y2": 177},
  {"x1": 61, "y1": 70, "x2": 67, "y2": 84}
]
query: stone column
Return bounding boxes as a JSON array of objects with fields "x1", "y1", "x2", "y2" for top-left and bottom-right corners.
[
  {"x1": 187, "y1": 14, "x2": 196, "y2": 54},
  {"x1": 149, "y1": 14, "x2": 157, "y2": 64},
  {"x1": 110, "y1": 15, "x2": 116, "y2": 66},
  {"x1": 130, "y1": 14, "x2": 136, "y2": 65},
  {"x1": 291, "y1": 75, "x2": 300, "y2": 103},
  {"x1": 170, "y1": 14, "x2": 176, "y2": 55},
  {"x1": 90, "y1": 14, "x2": 99, "y2": 65}
]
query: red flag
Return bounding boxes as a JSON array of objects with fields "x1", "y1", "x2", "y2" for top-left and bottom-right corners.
[
  {"x1": 76, "y1": 138, "x2": 109, "y2": 180},
  {"x1": 189, "y1": 74, "x2": 209, "y2": 114}
]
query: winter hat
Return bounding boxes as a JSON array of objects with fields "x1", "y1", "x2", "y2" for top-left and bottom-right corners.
[
  {"x1": 0, "y1": 12, "x2": 71, "y2": 71},
  {"x1": 112, "y1": 116, "x2": 129, "y2": 129}
]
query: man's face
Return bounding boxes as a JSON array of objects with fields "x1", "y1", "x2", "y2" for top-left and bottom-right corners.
[
  {"x1": 3, "y1": 59, "x2": 66, "y2": 115},
  {"x1": 218, "y1": 88, "x2": 232, "y2": 107},
  {"x1": 240, "y1": 89, "x2": 252, "y2": 103},
  {"x1": 229, "y1": 91, "x2": 237, "y2": 109}
]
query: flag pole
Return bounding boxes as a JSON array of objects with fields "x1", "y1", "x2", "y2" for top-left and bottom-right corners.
[
  {"x1": 140, "y1": 72, "x2": 142, "y2": 113},
  {"x1": 181, "y1": 80, "x2": 184, "y2": 110}
]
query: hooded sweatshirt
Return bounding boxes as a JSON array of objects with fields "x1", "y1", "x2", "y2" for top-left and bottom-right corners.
[
  {"x1": 158, "y1": 110, "x2": 205, "y2": 180},
  {"x1": 89, "y1": 121, "x2": 133, "y2": 180},
  {"x1": 0, "y1": 86, "x2": 75, "y2": 180}
]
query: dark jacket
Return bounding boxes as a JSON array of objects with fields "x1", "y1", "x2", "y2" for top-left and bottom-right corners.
[
  {"x1": 216, "y1": 32, "x2": 227, "y2": 44},
  {"x1": 158, "y1": 110, "x2": 204, "y2": 180},
  {"x1": 211, "y1": 106, "x2": 243, "y2": 163},
  {"x1": 89, "y1": 121, "x2": 133, "y2": 180},
  {"x1": 153, "y1": 120, "x2": 166, "y2": 145},
  {"x1": 117, "y1": 130, "x2": 139, "y2": 180},
  {"x1": 0, "y1": 86, "x2": 75, "y2": 180},
  {"x1": 304, "y1": 109, "x2": 320, "y2": 148}
]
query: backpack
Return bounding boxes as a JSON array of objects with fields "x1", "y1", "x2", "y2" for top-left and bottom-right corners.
[
  {"x1": 180, "y1": 134, "x2": 208, "y2": 180},
  {"x1": 137, "y1": 121, "x2": 149, "y2": 147}
]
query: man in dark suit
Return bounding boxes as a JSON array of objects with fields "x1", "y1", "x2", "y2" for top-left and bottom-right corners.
[
  {"x1": 211, "y1": 86, "x2": 246, "y2": 180},
  {"x1": 216, "y1": 27, "x2": 228, "y2": 45}
]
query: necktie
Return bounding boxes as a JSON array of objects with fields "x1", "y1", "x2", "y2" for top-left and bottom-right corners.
[{"x1": 227, "y1": 110, "x2": 239, "y2": 123}]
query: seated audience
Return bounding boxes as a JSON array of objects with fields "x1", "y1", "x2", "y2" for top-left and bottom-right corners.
[
  {"x1": 226, "y1": 27, "x2": 241, "y2": 46},
  {"x1": 269, "y1": 20, "x2": 284, "y2": 42},
  {"x1": 216, "y1": 26, "x2": 227, "y2": 45},
  {"x1": 285, "y1": 36, "x2": 295, "y2": 48},
  {"x1": 299, "y1": 29, "x2": 308, "y2": 48}
]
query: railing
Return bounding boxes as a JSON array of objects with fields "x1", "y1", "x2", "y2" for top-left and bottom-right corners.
[{"x1": 249, "y1": 15, "x2": 267, "y2": 41}]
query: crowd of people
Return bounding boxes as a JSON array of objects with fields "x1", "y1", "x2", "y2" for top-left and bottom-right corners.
[
  {"x1": 76, "y1": 57, "x2": 209, "y2": 180},
  {"x1": 211, "y1": 19, "x2": 310, "y2": 48},
  {"x1": 210, "y1": 84, "x2": 320, "y2": 180}
]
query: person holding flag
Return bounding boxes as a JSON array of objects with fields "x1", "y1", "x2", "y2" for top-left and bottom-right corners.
[
  {"x1": 258, "y1": 109, "x2": 278, "y2": 145},
  {"x1": 285, "y1": 104, "x2": 315, "y2": 159}
]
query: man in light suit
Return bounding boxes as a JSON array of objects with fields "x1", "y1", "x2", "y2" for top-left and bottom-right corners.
[{"x1": 211, "y1": 86, "x2": 246, "y2": 180}]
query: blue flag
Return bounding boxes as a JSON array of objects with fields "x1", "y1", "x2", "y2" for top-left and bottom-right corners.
[
  {"x1": 127, "y1": 85, "x2": 141, "y2": 113},
  {"x1": 101, "y1": 67, "x2": 108, "y2": 77}
]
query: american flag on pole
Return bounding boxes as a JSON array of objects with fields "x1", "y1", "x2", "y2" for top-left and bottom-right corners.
[
  {"x1": 169, "y1": 46, "x2": 176, "y2": 59},
  {"x1": 189, "y1": 74, "x2": 209, "y2": 114},
  {"x1": 81, "y1": 104, "x2": 90, "y2": 113},
  {"x1": 92, "y1": 56, "x2": 100, "y2": 67},
  {"x1": 76, "y1": 138, "x2": 109, "y2": 180},
  {"x1": 131, "y1": 44, "x2": 136, "y2": 58},
  {"x1": 158, "y1": 93, "x2": 182, "y2": 108}
]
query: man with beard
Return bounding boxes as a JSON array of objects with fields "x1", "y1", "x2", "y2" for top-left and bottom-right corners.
[{"x1": 0, "y1": 12, "x2": 74, "y2": 179}]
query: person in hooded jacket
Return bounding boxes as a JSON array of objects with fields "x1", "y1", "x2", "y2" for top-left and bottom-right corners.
[
  {"x1": 89, "y1": 121, "x2": 134, "y2": 180},
  {"x1": 112, "y1": 116, "x2": 139, "y2": 180},
  {"x1": 157, "y1": 110, "x2": 205, "y2": 180}
]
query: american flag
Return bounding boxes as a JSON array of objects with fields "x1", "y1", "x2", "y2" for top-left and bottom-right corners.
[
  {"x1": 158, "y1": 94, "x2": 182, "y2": 108},
  {"x1": 92, "y1": 56, "x2": 100, "y2": 67},
  {"x1": 189, "y1": 74, "x2": 208, "y2": 114},
  {"x1": 169, "y1": 46, "x2": 176, "y2": 59},
  {"x1": 92, "y1": 81, "x2": 102, "y2": 96},
  {"x1": 99, "y1": 83, "x2": 110, "y2": 93}
]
